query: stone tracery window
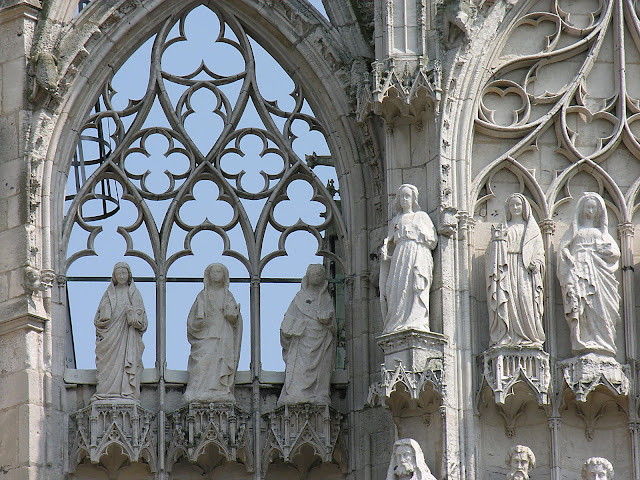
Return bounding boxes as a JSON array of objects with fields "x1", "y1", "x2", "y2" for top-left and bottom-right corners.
[{"x1": 62, "y1": 3, "x2": 346, "y2": 376}]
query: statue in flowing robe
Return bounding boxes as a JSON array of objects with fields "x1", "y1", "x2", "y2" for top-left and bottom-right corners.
[
  {"x1": 386, "y1": 438, "x2": 437, "y2": 480},
  {"x1": 380, "y1": 184, "x2": 438, "y2": 334},
  {"x1": 487, "y1": 193, "x2": 545, "y2": 348},
  {"x1": 279, "y1": 264, "x2": 336, "y2": 405},
  {"x1": 93, "y1": 262, "x2": 147, "y2": 401},
  {"x1": 557, "y1": 192, "x2": 620, "y2": 357},
  {"x1": 184, "y1": 263, "x2": 242, "y2": 403}
]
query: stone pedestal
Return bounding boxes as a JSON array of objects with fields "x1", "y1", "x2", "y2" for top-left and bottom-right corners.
[
  {"x1": 559, "y1": 353, "x2": 630, "y2": 402},
  {"x1": 262, "y1": 404, "x2": 345, "y2": 474},
  {"x1": 482, "y1": 346, "x2": 551, "y2": 405},
  {"x1": 69, "y1": 399, "x2": 157, "y2": 473},
  {"x1": 377, "y1": 329, "x2": 447, "y2": 373},
  {"x1": 165, "y1": 401, "x2": 252, "y2": 473}
]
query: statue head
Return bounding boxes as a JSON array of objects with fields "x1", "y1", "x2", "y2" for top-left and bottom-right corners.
[
  {"x1": 505, "y1": 193, "x2": 532, "y2": 223},
  {"x1": 394, "y1": 184, "x2": 421, "y2": 214},
  {"x1": 204, "y1": 263, "x2": 230, "y2": 289},
  {"x1": 304, "y1": 263, "x2": 326, "y2": 287},
  {"x1": 506, "y1": 445, "x2": 535, "y2": 480},
  {"x1": 582, "y1": 457, "x2": 614, "y2": 480},
  {"x1": 576, "y1": 192, "x2": 607, "y2": 231},
  {"x1": 111, "y1": 262, "x2": 132, "y2": 287},
  {"x1": 387, "y1": 438, "x2": 434, "y2": 480}
]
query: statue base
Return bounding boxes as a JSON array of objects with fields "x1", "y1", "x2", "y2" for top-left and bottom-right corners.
[
  {"x1": 481, "y1": 346, "x2": 550, "y2": 405},
  {"x1": 166, "y1": 401, "x2": 252, "y2": 472},
  {"x1": 559, "y1": 353, "x2": 630, "y2": 402},
  {"x1": 376, "y1": 329, "x2": 447, "y2": 372},
  {"x1": 69, "y1": 399, "x2": 157, "y2": 473},
  {"x1": 262, "y1": 404, "x2": 345, "y2": 474}
]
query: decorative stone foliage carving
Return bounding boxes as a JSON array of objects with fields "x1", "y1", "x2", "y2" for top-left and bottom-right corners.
[
  {"x1": 69, "y1": 400, "x2": 157, "y2": 473},
  {"x1": 506, "y1": 445, "x2": 536, "y2": 480},
  {"x1": 262, "y1": 404, "x2": 345, "y2": 474},
  {"x1": 165, "y1": 402, "x2": 252, "y2": 473},
  {"x1": 481, "y1": 346, "x2": 550, "y2": 405},
  {"x1": 559, "y1": 354, "x2": 630, "y2": 403},
  {"x1": 558, "y1": 193, "x2": 621, "y2": 358},
  {"x1": 380, "y1": 185, "x2": 438, "y2": 335},
  {"x1": 184, "y1": 263, "x2": 242, "y2": 404},
  {"x1": 279, "y1": 264, "x2": 336, "y2": 406},
  {"x1": 582, "y1": 457, "x2": 614, "y2": 480},
  {"x1": 93, "y1": 262, "x2": 147, "y2": 402},
  {"x1": 386, "y1": 438, "x2": 437, "y2": 480}
]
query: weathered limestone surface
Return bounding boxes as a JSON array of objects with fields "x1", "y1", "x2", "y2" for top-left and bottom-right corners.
[{"x1": 2, "y1": 0, "x2": 640, "y2": 479}]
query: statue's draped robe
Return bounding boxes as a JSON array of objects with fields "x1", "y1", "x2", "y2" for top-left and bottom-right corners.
[
  {"x1": 94, "y1": 282, "x2": 147, "y2": 400},
  {"x1": 381, "y1": 211, "x2": 437, "y2": 334},
  {"x1": 487, "y1": 205, "x2": 545, "y2": 347},
  {"x1": 558, "y1": 207, "x2": 620, "y2": 356},
  {"x1": 279, "y1": 278, "x2": 336, "y2": 405},
  {"x1": 184, "y1": 287, "x2": 242, "y2": 403}
]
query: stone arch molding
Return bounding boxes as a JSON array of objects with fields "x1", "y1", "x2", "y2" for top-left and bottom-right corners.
[{"x1": 34, "y1": 0, "x2": 376, "y2": 287}]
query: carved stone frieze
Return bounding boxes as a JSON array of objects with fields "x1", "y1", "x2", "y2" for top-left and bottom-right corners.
[
  {"x1": 262, "y1": 404, "x2": 346, "y2": 474},
  {"x1": 559, "y1": 354, "x2": 630, "y2": 403},
  {"x1": 368, "y1": 363, "x2": 444, "y2": 407},
  {"x1": 355, "y1": 58, "x2": 442, "y2": 123},
  {"x1": 481, "y1": 346, "x2": 551, "y2": 405},
  {"x1": 69, "y1": 399, "x2": 157, "y2": 472},
  {"x1": 165, "y1": 401, "x2": 252, "y2": 472}
]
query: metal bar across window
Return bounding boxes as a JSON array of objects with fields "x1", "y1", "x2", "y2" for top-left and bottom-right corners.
[{"x1": 66, "y1": 276, "x2": 344, "y2": 284}]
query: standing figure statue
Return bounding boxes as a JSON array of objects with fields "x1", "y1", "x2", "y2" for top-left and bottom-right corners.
[
  {"x1": 380, "y1": 184, "x2": 438, "y2": 334},
  {"x1": 93, "y1": 262, "x2": 147, "y2": 401},
  {"x1": 184, "y1": 263, "x2": 242, "y2": 403},
  {"x1": 582, "y1": 457, "x2": 614, "y2": 480},
  {"x1": 279, "y1": 264, "x2": 336, "y2": 405},
  {"x1": 386, "y1": 438, "x2": 437, "y2": 480},
  {"x1": 507, "y1": 445, "x2": 535, "y2": 480},
  {"x1": 558, "y1": 192, "x2": 621, "y2": 357},
  {"x1": 487, "y1": 193, "x2": 545, "y2": 347}
]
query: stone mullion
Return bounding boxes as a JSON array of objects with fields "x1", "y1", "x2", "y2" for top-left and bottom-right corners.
[
  {"x1": 618, "y1": 223, "x2": 636, "y2": 361},
  {"x1": 548, "y1": 415, "x2": 561, "y2": 480},
  {"x1": 539, "y1": 219, "x2": 557, "y2": 362}
]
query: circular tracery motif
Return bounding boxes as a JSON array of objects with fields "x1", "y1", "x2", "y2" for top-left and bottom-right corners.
[{"x1": 63, "y1": 3, "x2": 345, "y2": 370}]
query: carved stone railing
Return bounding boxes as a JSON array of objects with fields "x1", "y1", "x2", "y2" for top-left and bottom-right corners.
[
  {"x1": 262, "y1": 404, "x2": 345, "y2": 473},
  {"x1": 165, "y1": 401, "x2": 252, "y2": 472},
  {"x1": 69, "y1": 399, "x2": 157, "y2": 473},
  {"x1": 559, "y1": 353, "x2": 630, "y2": 403},
  {"x1": 481, "y1": 346, "x2": 551, "y2": 405}
]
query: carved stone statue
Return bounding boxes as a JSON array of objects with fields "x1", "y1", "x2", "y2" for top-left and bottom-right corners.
[
  {"x1": 558, "y1": 192, "x2": 621, "y2": 357},
  {"x1": 93, "y1": 262, "x2": 147, "y2": 401},
  {"x1": 507, "y1": 445, "x2": 535, "y2": 480},
  {"x1": 386, "y1": 438, "x2": 437, "y2": 480},
  {"x1": 582, "y1": 457, "x2": 614, "y2": 480},
  {"x1": 380, "y1": 184, "x2": 438, "y2": 334},
  {"x1": 279, "y1": 264, "x2": 336, "y2": 405},
  {"x1": 183, "y1": 263, "x2": 242, "y2": 403},
  {"x1": 487, "y1": 193, "x2": 545, "y2": 348}
]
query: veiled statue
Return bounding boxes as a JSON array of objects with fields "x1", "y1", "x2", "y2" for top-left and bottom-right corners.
[
  {"x1": 487, "y1": 193, "x2": 545, "y2": 348},
  {"x1": 558, "y1": 192, "x2": 620, "y2": 357},
  {"x1": 279, "y1": 264, "x2": 336, "y2": 405},
  {"x1": 386, "y1": 438, "x2": 437, "y2": 480},
  {"x1": 380, "y1": 184, "x2": 438, "y2": 334},
  {"x1": 184, "y1": 263, "x2": 242, "y2": 403},
  {"x1": 94, "y1": 262, "x2": 147, "y2": 401}
]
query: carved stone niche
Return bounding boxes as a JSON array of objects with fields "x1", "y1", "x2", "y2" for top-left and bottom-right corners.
[
  {"x1": 165, "y1": 402, "x2": 253, "y2": 474},
  {"x1": 69, "y1": 399, "x2": 157, "y2": 474},
  {"x1": 481, "y1": 346, "x2": 551, "y2": 405},
  {"x1": 559, "y1": 353, "x2": 630, "y2": 403},
  {"x1": 355, "y1": 58, "x2": 442, "y2": 124},
  {"x1": 262, "y1": 404, "x2": 346, "y2": 476}
]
